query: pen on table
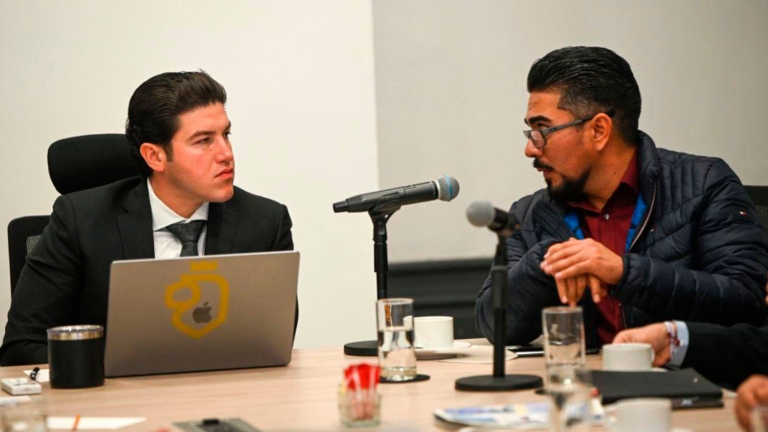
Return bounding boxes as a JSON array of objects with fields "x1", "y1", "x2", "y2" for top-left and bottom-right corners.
[
  {"x1": 29, "y1": 367, "x2": 40, "y2": 381},
  {"x1": 72, "y1": 414, "x2": 80, "y2": 431}
]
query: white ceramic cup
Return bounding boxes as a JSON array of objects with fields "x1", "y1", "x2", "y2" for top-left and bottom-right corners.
[
  {"x1": 602, "y1": 343, "x2": 654, "y2": 371},
  {"x1": 413, "y1": 316, "x2": 454, "y2": 349},
  {"x1": 605, "y1": 398, "x2": 671, "y2": 432}
]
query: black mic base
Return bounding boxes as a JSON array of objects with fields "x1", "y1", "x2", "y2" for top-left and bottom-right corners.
[
  {"x1": 455, "y1": 374, "x2": 543, "y2": 392},
  {"x1": 344, "y1": 340, "x2": 379, "y2": 356}
]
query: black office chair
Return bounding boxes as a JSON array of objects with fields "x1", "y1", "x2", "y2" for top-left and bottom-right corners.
[
  {"x1": 7, "y1": 216, "x2": 50, "y2": 296},
  {"x1": 7, "y1": 134, "x2": 138, "y2": 295},
  {"x1": 745, "y1": 185, "x2": 768, "y2": 232},
  {"x1": 48, "y1": 134, "x2": 137, "y2": 194}
]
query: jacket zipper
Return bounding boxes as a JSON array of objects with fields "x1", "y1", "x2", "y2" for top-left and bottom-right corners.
[
  {"x1": 629, "y1": 181, "x2": 657, "y2": 252},
  {"x1": 621, "y1": 181, "x2": 658, "y2": 329}
]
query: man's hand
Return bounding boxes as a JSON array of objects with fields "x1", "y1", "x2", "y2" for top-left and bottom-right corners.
[
  {"x1": 735, "y1": 375, "x2": 768, "y2": 431},
  {"x1": 613, "y1": 323, "x2": 671, "y2": 367},
  {"x1": 541, "y1": 238, "x2": 624, "y2": 286},
  {"x1": 553, "y1": 273, "x2": 607, "y2": 306}
]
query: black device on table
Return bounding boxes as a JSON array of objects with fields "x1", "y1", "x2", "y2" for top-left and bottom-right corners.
[
  {"x1": 509, "y1": 345, "x2": 601, "y2": 357},
  {"x1": 175, "y1": 418, "x2": 262, "y2": 432},
  {"x1": 198, "y1": 420, "x2": 240, "y2": 432},
  {"x1": 671, "y1": 397, "x2": 724, "y2": 410}
]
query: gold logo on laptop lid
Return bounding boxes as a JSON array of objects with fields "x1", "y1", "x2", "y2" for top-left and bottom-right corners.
[{"x1": 165, "y1": 260, "x2": 229, "y2": 339}]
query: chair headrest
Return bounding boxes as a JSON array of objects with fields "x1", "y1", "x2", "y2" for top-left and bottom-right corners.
[
  {"x1": 48, "y1": 134, "x2": 139, "y2": 195},
  {"x1": 745, "y1": 185, "x2": 768, "y2": 207}
]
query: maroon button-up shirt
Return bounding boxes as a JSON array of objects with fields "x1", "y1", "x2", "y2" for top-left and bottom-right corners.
[{"x1": 569, "y1": 152, "x2": 639, "y2": 344}]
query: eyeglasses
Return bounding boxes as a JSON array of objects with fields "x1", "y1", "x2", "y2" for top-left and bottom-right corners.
[{"x1": 523, "y1": 109, "x2": 616, "y2": 149}]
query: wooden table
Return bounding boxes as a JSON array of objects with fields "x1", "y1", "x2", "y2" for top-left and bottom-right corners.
[{"x1": 0, "y1": 344, "x2": 739, "y2": 431}]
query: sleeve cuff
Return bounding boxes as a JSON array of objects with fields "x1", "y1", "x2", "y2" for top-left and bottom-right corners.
[{"x1": 668, "y1": 321, "x2": 689, "y2": 368}]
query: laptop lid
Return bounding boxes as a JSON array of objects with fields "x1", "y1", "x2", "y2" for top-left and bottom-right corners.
[{"x1": 105, "y1": 251, "x2": 299, "y2": 377}]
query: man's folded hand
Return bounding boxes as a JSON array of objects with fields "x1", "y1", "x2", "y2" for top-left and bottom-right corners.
[{"x1": 540, "y1": 238, "x2": 616, "y2": 305}]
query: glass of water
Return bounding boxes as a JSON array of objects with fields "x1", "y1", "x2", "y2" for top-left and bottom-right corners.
[
  {"x1": 542, "y1": 307, "x2": 591, "y2": 431},
  {"x1": 1, "y1": 399, "x2": 48, "y2": 432},
  {"x1": 376, "y1": 298, "x2": 417, "y2": 382},
  {"x1": 753, "y1": 404, "x2": 768, "y2": 432},
  {"x1": 542, "y1": 306, "x2": 586, "y2": 385},
  {"x1": 547, "y1": 376, "x2": 593, "y2": 432}
]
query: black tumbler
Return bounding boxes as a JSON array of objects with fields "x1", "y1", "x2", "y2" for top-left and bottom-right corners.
[{"x1": 47, "y1": 325, "x2": 105, "y2": 389}]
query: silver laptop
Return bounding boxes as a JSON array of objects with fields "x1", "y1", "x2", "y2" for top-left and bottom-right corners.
[{"x1": 105, "y1": 251, "x2": 299, "y2": 377}]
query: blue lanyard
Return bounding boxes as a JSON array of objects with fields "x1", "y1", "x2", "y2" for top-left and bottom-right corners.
[{"x1": 563, "y1": 194, "x2": 647, "y2": 253}]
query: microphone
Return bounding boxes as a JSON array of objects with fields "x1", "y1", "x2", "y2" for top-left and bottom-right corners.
[
  {"x1": 333, "y1": 175, "x2": 460, "y2": 213},
  {"x1": 466, "y1": 201, "x2": 520, "y2": 237}
]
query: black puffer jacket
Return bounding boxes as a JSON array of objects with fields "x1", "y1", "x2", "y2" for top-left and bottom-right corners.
[{"x1": 476, "y1": 131, "x2": 768, "y2": 347}]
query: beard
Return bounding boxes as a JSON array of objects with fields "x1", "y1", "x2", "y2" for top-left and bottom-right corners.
[{"x1": 534, "y1": 159, "x2": 590, "y2": 204}]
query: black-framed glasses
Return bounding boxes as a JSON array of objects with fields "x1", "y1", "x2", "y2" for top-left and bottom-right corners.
[{"x1": 523, "y1": 109, "x2": 616, "y2": 149}]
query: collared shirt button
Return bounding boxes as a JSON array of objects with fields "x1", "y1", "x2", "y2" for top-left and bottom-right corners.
[{"x1": 604, "y1": 213, "x2": 610, "y2": 220}]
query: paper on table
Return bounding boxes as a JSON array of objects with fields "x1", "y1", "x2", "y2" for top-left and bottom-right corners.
[
  {"x1": 23, "y1": 369, "x2": 50, "y2": 383},
  {"x1": 435, "y1": 400, "x2": 603, "y2": 428},
  {"x1": 48, "y1": 417, "x2": 145, "y2": 430},
  {"x1": 438, "y1": 345, "x2": 517, "y2": 364}
]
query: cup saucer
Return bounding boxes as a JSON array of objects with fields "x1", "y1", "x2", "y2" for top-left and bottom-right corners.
[{"x1": 415, "y1": 341, "x2": 472, "y2": 360}]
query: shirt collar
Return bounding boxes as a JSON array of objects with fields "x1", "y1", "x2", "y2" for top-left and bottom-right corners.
[
  {"x1": 618, "y1": 150, "x2": 640, "y2": 194},
  {"x1": 147, "y1": 178, "x2": 209, "y2": 232}
]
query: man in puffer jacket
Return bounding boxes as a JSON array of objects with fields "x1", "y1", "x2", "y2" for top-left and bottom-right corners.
[{"x1": 475, "y1": 46, "x2": 768, "y2": 348}]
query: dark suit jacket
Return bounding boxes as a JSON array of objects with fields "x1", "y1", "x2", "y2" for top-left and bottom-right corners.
[
  {"x1": 0, "y1": 177, "x2": 294, "y2": 366},
  {"x1": 682, "y1": 322, "x2": 768, "y2": 390}
]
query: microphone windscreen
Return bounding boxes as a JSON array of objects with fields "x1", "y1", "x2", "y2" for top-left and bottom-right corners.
[
  {"x1": 466, "y1": 201, "x2": 495, "y2": 227},
  {"x1": 436, "y1": 175, "x2": 460, "y2": 201}
]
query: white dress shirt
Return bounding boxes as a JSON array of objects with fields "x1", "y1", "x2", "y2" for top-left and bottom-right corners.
[{"x1": 147, "y1": 179, "x2": 209, "y2": 259}]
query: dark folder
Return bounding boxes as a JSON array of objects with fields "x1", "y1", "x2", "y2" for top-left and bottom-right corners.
[{"x1": 591, "y1": 368, "x2": 723, "y2": 404}]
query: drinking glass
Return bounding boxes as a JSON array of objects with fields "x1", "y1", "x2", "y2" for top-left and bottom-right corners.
[
  {"x1": 376, "y1": 298, "x2": 417, "y2": 381},
  {"x1": 753, "y1": 404, "x2": 768, "y2": 432},
  {"x1": 547, "y1": 379, "x2": 593, "y2": 432},
  {"x1": 542, "y1": 306, "x2": 586, "y2": 387},
  {"x1": 338, "y1": 385, "x2": 381, "y2": 427},
  {"x1": 542, "y1": 307, "x2": 590, "y2": 431},
  {"x1": 1, "y1": 399, "x2": 48, "y2": 432}
]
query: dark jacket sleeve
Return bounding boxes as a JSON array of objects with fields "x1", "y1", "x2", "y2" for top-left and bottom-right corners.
[
  {"x1": 270, "y1": 204, "x2": 298, "y2": 339},
  {"x1": 271, "y1": 204, "x2": 294, "y2": 251},
  {"x1": 475, "y1": 226, "x2": 561, "y2": 345},
  {"x1": 616, "y1": 160, "x2": 768, "y2": 327},
  {"x1": 1, "y1": 196, "x2": 83, "y2": 366},
  {"x1": 683, "y1": 322, "x2": 768, "y2": 390}
]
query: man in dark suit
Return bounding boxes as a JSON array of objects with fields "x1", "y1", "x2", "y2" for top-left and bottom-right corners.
[
  {"x1": 615, "y1": 290, "x2": 768, "y2": 431},
  {"x1": 0, "y1": 71, "x2": 294, "y2": 366},
  {"x1": 615, "y1": 309, "x2": 768, "y2": 390}
]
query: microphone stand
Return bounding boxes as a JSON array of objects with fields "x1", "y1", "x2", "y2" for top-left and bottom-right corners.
[
  {"x1": 344, "y1": 196, "x2": 402, "y2": 356},
  {"x1": 455, "y1": 233, "x2": 543, "y2": 391}
]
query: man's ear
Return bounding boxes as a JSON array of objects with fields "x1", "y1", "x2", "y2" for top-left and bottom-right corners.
[
  {"x1": 139, "y1": 143, "x2": 167, "y2": 174},
  {"x1": 591, "y1": 112, "x2": 613, "y2": 152}
]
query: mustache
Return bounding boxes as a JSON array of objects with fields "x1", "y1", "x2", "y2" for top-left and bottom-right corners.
[{"x1": 533, "y1": 159, "x2": 553, "y2": 171}]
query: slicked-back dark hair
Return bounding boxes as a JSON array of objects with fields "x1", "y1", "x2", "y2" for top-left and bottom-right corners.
[
  {"x1": 527, "y1": 47, "x2": 641, "y2": 145},
  {"x1": 125, "y1": 70, "x2": 227, "y2": 177}
]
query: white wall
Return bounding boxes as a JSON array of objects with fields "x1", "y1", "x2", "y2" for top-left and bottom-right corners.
[
  {"x1": 3, "y1": 0, "x2": 768, "y2": 349},
  {"x1": 0, "y1": 1, "x2": 380, "y2": 349},
  {"x1": 373, "y1": 0, "x2": 768, "y2": 262}
]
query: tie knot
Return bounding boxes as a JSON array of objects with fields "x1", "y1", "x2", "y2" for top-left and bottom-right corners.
[{"x1": 165, "y1": 220, "x2": 207, "y2": 244}]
